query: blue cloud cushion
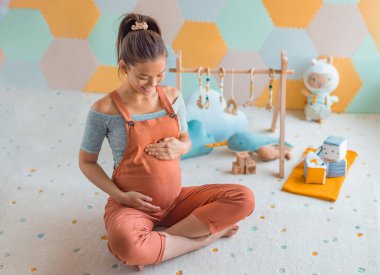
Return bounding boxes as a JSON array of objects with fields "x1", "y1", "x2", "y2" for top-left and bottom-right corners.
[
  {"x1": 185, "y1": 88, "x2": 248, "y2": 142},
  {"x1": 181, "y1": 120, "x2": 214, "y2": 160}
]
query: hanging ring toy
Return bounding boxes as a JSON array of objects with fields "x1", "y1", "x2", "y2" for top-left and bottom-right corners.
[
  {"x1": 218, "y1": 67, "x2": 225, "y2": 104},
  {"x1": 204, "y1": 67, "x2": 211, "y2": 109},
  {"x1": 266, "y1": 68, "x2": 275, "y2": 110},
  {"x1": 224, "y1": 68, "x2": 238, "y2": 115},
  {"x1": 196, "y1": 67, "x2": 204, "y2": 109},
  {"x1": 243, "y1": 68, "x2": 256, "y2": 107}
]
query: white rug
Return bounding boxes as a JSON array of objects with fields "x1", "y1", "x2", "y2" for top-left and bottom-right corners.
[{"x1": 1, "y1": 88, "x2": 379, "y2": 275}]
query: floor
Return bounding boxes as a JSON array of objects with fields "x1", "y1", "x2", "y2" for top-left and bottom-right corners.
[{"x1": 1, "y1": 87, "x2": 379, "y2": 275}]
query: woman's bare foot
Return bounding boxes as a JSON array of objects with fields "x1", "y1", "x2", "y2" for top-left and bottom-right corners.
[
  {"x1": 204, "y1": 224, "x2": 240, "y2": 246},
  {"x1": 222, "y1": 224, "x2": 239, "y2": 237},
  {"x1": 157, "y1": 224, "x2": 241, "y2": 264}
]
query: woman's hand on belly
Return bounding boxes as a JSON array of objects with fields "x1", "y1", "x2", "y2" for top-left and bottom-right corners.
[
  {"x1": 145, "y1": 137, "x2": 185, "y2": 160},
  {"x1": 116, "y1": 191, "x2": 161, "y2": 213}
]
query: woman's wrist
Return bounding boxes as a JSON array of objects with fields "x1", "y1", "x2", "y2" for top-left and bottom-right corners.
[
  {"x1": 109, "y1": 185, "x2": 125, "y2": 202},
  {"x1": 180, "y1": 140, "x2": 191, "y2": 155}
]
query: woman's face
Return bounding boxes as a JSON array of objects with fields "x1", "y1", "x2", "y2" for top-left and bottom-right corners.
[{"x1": 124, "y1": 56, "x2": 166, "y2": 97}]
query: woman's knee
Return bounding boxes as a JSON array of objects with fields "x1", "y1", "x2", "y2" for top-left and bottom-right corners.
[
  {"x1": 234, "y1": 185, "x2": 255, "y2": 217},
  {"x1": 108, "y1": 229, "x2": 137, "y2": 265},
  {"x1": 108, "y1": 227, "x2": 162, "y2": 266}
]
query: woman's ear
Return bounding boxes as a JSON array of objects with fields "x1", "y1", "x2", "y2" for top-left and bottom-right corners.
[{"x1": 119, "y1": 60, "x2": 128, "y2": 74}]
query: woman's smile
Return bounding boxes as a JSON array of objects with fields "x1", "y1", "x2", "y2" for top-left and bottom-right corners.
[{"x1": 141, "y1": 86, "x2": 155, "y2": 95}]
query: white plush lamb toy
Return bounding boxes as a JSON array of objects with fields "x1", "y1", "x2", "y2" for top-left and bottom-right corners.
[{"x1": 301, "y1": 57, "x2": 339, "y2": 123}]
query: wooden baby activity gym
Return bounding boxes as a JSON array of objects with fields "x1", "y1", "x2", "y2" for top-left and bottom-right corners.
[{"x1": 169, "y1": 51, "x2": 294, "y2": 178}]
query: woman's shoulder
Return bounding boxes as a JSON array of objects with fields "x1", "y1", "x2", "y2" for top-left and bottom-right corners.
[
  {"x1": 160, "y1": 85, "x2": 180, "y2": 104},
  {"x1": 91, "y1": 92, "x2": 119, "y2": 115}
]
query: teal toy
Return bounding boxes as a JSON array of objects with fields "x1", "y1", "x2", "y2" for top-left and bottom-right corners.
[
  {"x1": 181, "y1": 120, "x2": 215, "y2": 160},
  {"x1": 205, "y1": 131, "x2": 293, "y2": 152}
]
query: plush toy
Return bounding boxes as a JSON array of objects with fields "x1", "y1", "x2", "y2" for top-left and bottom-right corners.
[
  {"x1": 302, "y1": 57, "x2": 339, "y2": 123},
  {"x1": 186, "y1": 88, "x2": 248, "y2": 142},
  {"x1": 181, "y1": 120, "x2": 215, "y2": 160},
  {"x1": 205, "y1": 131, "x2": 293, "y2": 161}
]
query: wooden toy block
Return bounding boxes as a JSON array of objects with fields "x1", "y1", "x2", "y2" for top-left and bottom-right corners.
[
  {"x1": 233, "y1": 151, "x2": 257, "y2": 175},
  {"x1": 244, "y1": 160, "x2": 256, "y2": 174},
  {"x1": 326, "y1": 158, "x2": 347, "y2": 178},
  {"x1": 236, "y1": 151, "x2": 250, "y2": 166},
  {"x1": 304, "y1": 152, "x2": 326, "y2": 184},
  {"x1": 232, "y1": 161, "x2": 244, "y2": 174},
  {"x1": 322, "y1": 136, "x2": 347, "y2": 162}
]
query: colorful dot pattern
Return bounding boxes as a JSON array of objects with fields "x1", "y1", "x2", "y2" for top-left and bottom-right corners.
[{"x1": 0, "y1": 87, "x2": 379, "y2": 274}]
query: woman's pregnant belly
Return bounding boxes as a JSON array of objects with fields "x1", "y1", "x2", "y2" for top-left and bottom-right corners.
[{"x1": 114, "y1": 174, "x2": 181, "y2": 209}]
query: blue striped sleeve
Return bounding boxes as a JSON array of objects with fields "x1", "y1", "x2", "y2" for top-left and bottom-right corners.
[{"x1": 80, "y1": 109, "x2": 108, "y2": 153}]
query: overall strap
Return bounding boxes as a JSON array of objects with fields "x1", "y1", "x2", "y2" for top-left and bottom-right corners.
[
  {"x1": 156, "y1": 86, "x2": 176, "y2": 117},
  {"x1": 110, "y1": 91, "x2": 134, "y2": 126}
]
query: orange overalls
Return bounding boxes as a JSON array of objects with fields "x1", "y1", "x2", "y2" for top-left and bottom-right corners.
[{"x1": 104, "y1": 87, "x2": 255, "y2": 266}]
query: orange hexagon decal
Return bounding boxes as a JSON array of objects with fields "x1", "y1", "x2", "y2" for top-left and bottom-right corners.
[
  {"x1": 9, "y1": 0, "x2": 43, "y2": 9},
  {"x1": 172, "y1": 21, "x2": 227, "y2": 68},
  {"x1": 358, "y1": 0, "x2": 380, "y2": 51},
  {"x1": 329, "y1": 58, "x2": 362, "y2": 113},
  {"x1": 84, "y1": 66, "x2": 125, "y2": 93},
  {"x1": 39, "y1": 0, "x2": 100, "y2": 38},
  {"x1": 263, "y1": 0, "x2": 322, "y2": 28}
]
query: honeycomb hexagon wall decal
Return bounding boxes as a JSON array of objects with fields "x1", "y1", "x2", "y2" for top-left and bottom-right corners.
[
  {"x1": 94, "y1": 0, "x2": 138, "y2": 16},
  {"x1": 9, "y1": 0, "x2": 43, "y2": 9},
  {"x1": 307, "y1": 4, "x2": 368, "y2": 57},
  {"x1": 172, "y1": 21, "x2": 227, "y2": 68},
  {"x1": 216, "y1": 0, "x2": 273, "y2": 51},
  {"x1": 219, "y1": 50, "x2": 268, "y2": 104},
  {"x1": 134, "y1": 0, "x2": 185, "y2": 43},
  {"x1": 0, "y1": 9, "x2": 52, "y2": 61},
  {"x1": 88, "y1": 15, "x2": 120, "y2": 65},
  {"x1": 260, "y1": 29, "x2": 318, "y2": 79},
  {"x1": 177, "y1": 0, "x2": 228, "y2": 21},
  {"x1": 0, "y1": 0, "x2": 10, "y2": 20},
  {"x1": 0, "y1": 59, "x2": 48, "y2": 88},
  {"x1": 40, "y1": 0, "x2": 100, "y2": 38},
  {"x1": 348, "y1": 36, "x2": 380, "y2": 113},
  {"x1": 84, "y1": 66, "x2": 125, "y2": 93},
  {"x1": 161, "y1": 45, "x2": 177, "y2": 88},
  {"x1": 358, "y1": 0, "x2": 380, "y2": 52},
  {"x1": 40, "y1": 39, "x2": 97, "y2": 90},
  {"x1": 0, "y1": 49, "x2": 4, "y2": 64},
  {"x1": 324, "y1": 0, "x2": 359, "y2": 3},
  {"x1": 328, "y1": 57, "x2": 362, "y2": 112},
  {"x1": 263, "y1": 0, "x2": 322, "y2": 28}
]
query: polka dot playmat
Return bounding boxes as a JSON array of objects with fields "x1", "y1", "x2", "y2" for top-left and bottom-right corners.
[{"x1": 0, "y1": 88, "x2": 379, "y2": 274}]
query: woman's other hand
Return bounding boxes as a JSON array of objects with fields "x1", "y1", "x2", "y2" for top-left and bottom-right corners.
[{"x1": 116, "y1": 191, "x2": 161, "y2": 213}]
